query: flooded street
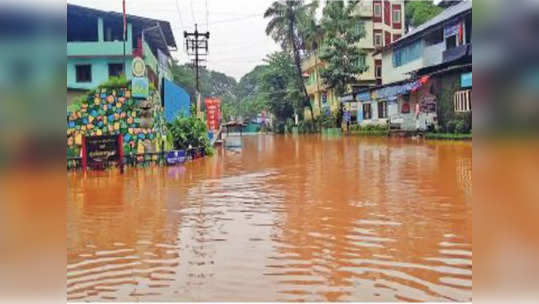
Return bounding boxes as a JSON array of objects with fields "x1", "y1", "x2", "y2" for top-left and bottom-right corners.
[{"x1": 67, "y1": 135, "x2": 472, "y2": 302}]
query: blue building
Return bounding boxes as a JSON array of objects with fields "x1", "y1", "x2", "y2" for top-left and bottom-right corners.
[{"x1": 67, "y1": 4, "x2": 177, "y2": 104}]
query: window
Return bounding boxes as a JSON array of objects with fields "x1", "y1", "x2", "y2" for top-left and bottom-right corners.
[
  {"x1": 385, "y1": 31, "x2": 391, "y2": 46},
  {"x1": 454, "y1": 90, "x2": 472, "y2": 112},
  {"x1": 108, "y1": 63, "x2": 124, "y2": 77},
  {"x1": 392, "y1": 3, "x2": 402, "y2": 31},
  {"x1": 378, "y1": 100, "x2": 388, "y2": 118},
  {"x1": 374, "y1": 31, "x2": 383, "y2": 47},
  {"x1": 363, "y1": 103, "x2": 372, "y2": 120},
  {"x1": 355, "y1": 22, "x2": 363, "y2": 35},
  {"x1": 393, "y1": 34, "x2": 402, "y2": 42},
  {"x1": 392, "y1": 40, "x2": 423, "y2": 67},
  {"x1": 357, "y1": 55, "x2": 366, "y2": 68},
  {"x1": 103, "y1": 19, "x2": 123, "y2": 42},
  {"x1": 446, "y1": 35, "x2": 457, "y2": 50},
  {"x1": 75, "y1": 64, "x2": 91, "y2": 83},
  {"x1": 393, "y1": 8, "x2": 401, "y2": 24},
  {"x1": 374, "y1": 2, "x2": 382, "y2": 17},
  {"x1": 401, "y1": 102, "x2": 410, "y2": 113},
  {"x1": 375, "y1": 59, "x2": 382, "y2": 79}
]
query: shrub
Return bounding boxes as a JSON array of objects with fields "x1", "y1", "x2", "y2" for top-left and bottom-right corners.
[
  {"x1": 98, "y1": 75, "x2": 129, "y2": 89},
  {"x1": 320, "y1": 113, "x2": 337, "y2": 129},
  {"x1": 168, "y1": 114, "x2": 212, "y2": 153},
  {"x1": 446, "y1": 119, "x2": 470, "y2": 134},
  {"x1": 446, "y1": 119, "x2": 458, "y2": 133}
]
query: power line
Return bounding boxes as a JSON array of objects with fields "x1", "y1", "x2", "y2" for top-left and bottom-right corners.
[
  {"x1": 203, "y1": 13, "x2": 263, "y2": 26},
  {"x1": 171, "y1": 13, "x2": 264, "y2": 30},
  {"x1": 184, "y1": 24, "x2": 210, "y2": 111}
]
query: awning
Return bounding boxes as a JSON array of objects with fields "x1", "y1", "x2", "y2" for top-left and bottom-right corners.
[
  {"x1": 339, "y1": 76, "x2": 430, "y2": 103},
  {"x1": 371, "y1": 76, "x2": 429, "y2": 100},
  {"x1": 339, "y1": 91, "x2": 370, "y2": 103}
]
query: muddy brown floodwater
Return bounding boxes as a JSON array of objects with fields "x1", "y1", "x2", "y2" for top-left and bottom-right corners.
[{"x1": 67, "y1": 134, "x2": 472, "y2": 302}]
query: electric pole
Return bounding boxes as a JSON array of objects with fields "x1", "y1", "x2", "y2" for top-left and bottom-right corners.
[{"x1": 184, "y1": 24, "x2": 209, "y2": 113}]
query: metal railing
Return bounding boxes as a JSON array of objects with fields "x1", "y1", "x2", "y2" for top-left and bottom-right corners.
[{"x1": 67, "y1": 146, "x2": 206, "y2": 171}]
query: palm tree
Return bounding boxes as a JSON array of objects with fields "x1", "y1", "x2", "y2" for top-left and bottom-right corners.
[{"x1": 264, "y1": 0, "x2": 317, "y2": 120}]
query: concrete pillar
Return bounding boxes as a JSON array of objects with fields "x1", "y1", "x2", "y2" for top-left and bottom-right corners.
[
  {"x1": 97, "y1": 17, "x2": 104, "y2": 42},
  {"x1": 127, "y1": 23, "x2": 133, "y2": 46}
]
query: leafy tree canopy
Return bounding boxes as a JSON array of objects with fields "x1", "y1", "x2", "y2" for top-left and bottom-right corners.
[
  {"x1": 405, "y1": 0, "x2": 444, "y2": 28},
  {"x1": 319, "y1": 0, "x2": 367, "y2": 96}
]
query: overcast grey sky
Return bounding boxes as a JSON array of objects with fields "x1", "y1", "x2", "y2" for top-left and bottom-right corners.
[{"x1": 69, "y1": 0, "x2": 282, "y2": 80}]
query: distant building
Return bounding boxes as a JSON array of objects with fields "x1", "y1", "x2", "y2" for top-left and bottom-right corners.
[
  {"x1": 301, "y1": 0, "x2": 405, "y2": 120},
  {"x1": 378, "y1": 0, "x2": 471, "y2": 85},
  {"x1": 67, "y1": 4, "x2": 177, "y2": 104},
  {"x1": 341, "y1": 0, "x2": 472, "y2": 132}
]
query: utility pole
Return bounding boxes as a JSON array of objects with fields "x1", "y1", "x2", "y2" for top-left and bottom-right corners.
[{"x1": 184, "y1": 24, "x2": 210, "y2": 113}]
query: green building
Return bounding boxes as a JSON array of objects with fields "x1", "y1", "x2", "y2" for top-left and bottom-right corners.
[{"x1": 67, "y1": 4, "x2": 177, "y2": 104}]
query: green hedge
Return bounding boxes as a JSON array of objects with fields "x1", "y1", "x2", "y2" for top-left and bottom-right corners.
[{"x1": 425, "y1": 133, "x2": 472, "y2": 140}]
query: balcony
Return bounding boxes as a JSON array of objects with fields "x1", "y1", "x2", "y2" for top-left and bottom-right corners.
[
  {"x1": 305, "y1": 82, "x2": 318, "y2": 95},
  {"x1": 301, "y1": 53, "x2": 321, "y2": 72},
  {"x1": 67, "y1": 40, "x2": 133, "y2": 58},
  {"x1": 442, "y1": 43, "x2": 470, "y2": 64}
]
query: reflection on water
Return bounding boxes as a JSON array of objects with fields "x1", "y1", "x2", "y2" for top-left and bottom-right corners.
[{"x1": 67, "y1": 135, "x2": 472, "y2": 302}]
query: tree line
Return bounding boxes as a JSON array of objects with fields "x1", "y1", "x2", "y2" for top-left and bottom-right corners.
[{"x1": 171, "y1": 0, "x2": 442, "y2": 130}]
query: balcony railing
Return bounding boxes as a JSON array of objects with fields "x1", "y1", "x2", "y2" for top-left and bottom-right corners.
[{"x1": 442, "y1": 43, "x2": 471, "y2": 63}]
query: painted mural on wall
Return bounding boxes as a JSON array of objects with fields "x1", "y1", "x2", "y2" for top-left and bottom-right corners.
[{"x1": 67, "y1": 87, "x2": 167, "y2": 158}]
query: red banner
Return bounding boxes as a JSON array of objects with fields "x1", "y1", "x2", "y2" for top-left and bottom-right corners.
[{"x1": 204, "y1": 98, "x2": 221, "y2": 131}]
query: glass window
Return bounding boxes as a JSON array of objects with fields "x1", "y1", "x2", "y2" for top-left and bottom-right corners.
[
  {"x1": 393, "y1": 9, "x2": 401, "y2": 23},
  {"x1": 75, "y1": 64, "x2": 91, "y2": 83},
  {"x1": 378, "y1": 101, "x2": 388, "y2": 118},
  {"x1": 357, "y1": 55, "x2": 366, "y2": 67},
  {"x1": 374, "y1": 3, "x2": 382, "y2": 17},
  {"x1": 363, "y1": 103, "x2": 372, "y2": 120},
  {"x1": 374, "y1": 33, "x2": 383, "y2": 47},
  {"x1": 392, "y1": 40, "x2": 423, "y2": 67},
  {"x1": 108, "y1": 63, "x2": 124, "y2": 77},
  {"x1": 446, "y1": 35, "x2": 457, "y2": 49}
]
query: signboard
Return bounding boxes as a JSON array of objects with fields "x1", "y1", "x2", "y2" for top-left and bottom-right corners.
[
  {"x1": 132, "y1": 57, "x2": 146, "y2": 77},
  {"x1": 204, "y1": 97, "x2": 221, "y2": 131},
  {"x1": 82, "y1": 135, "x2": 124, "y2": 172},
  {"x1": 166, "y1": 150, "x2": 186, "y2": 165},
  {"x1": 461, "y1": 72, "x2": 472, "y2": 88},
  {"x1": 444, "y1": 21, "x2": 460, "y2": 38},
  {"x1": 131, "y1": 77, "x2": 149, "y2": 98}
]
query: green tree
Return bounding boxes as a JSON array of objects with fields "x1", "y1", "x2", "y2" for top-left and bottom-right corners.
[
  {"x1": 405, "y1": 0, "x2": 443, "y2": 28},
  {"x1": 264, "y1": 0, "x2": 317, "y2": 119},
  {"x1": 261, "y1": 52, "x2": 301, "y2": 124},
  {"x1": 319, "y1": 0, "x2": 367, "y2": 96},
  {"x1": 235, "y1": 65, "x2": 270, "y2": 120},
  {"x1": 170, "y1": 61, "x2": 238, "y2": 118}
]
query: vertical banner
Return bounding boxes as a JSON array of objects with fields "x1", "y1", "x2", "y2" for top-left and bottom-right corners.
[{"x1": 204, "y1": 97, "x2": 221, "y2": 131}]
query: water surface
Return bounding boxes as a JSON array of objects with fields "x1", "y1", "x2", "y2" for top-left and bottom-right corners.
[{"x1": 67, "y1": 135, "x2": 472, "y2": 302}]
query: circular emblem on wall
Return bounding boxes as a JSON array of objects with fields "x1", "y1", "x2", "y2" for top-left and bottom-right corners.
[{"x1": 132, "y1": 57, "x2": 146, "y2": 77}]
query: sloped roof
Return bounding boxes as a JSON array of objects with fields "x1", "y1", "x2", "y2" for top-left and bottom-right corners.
[{"x1": 67, "y1": 3, "x2": 177, "y2": 55}]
